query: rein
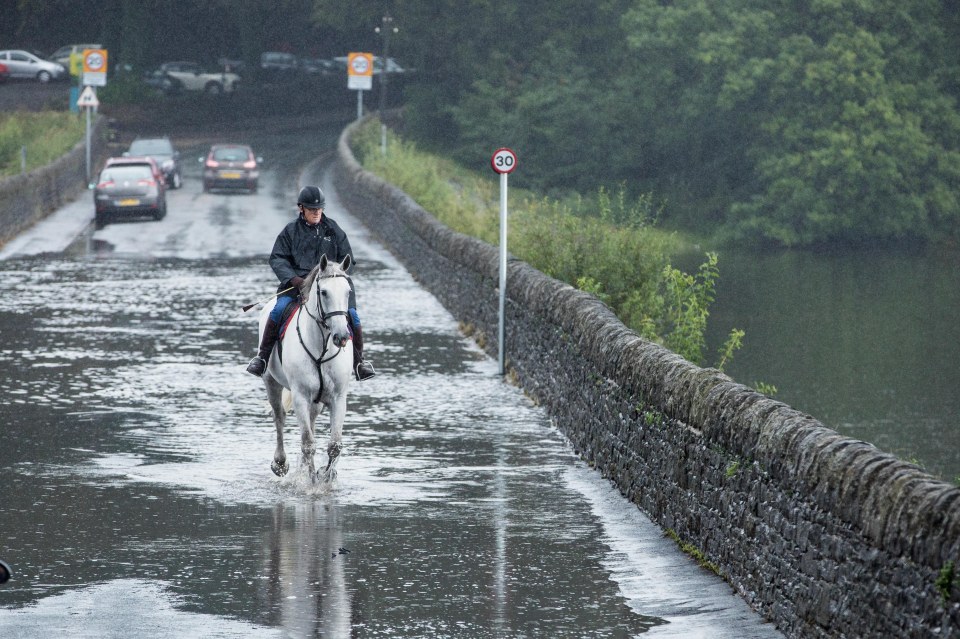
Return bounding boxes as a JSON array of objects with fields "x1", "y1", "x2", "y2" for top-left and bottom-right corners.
[{"x1": 296, "y1": 273, "x2": 348, "y2": 403}]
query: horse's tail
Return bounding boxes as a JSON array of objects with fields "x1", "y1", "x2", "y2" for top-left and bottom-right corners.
[{"x1": 281, "y1": 388, "x2": 294, "y2": 414}]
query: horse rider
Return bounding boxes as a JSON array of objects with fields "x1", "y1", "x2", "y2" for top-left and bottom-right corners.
[{"x1": 246, "y1": 185, "x2": 376, "y2": 381}]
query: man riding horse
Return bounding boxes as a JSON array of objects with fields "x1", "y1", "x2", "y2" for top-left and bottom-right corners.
[{"x1": 246, "y1": 185, "x2": 376, "y2": 381}]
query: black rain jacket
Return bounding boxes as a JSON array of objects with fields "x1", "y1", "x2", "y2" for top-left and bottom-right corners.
[{"x1": 269, "y1": 214, "x2": 357, "y2": 308}]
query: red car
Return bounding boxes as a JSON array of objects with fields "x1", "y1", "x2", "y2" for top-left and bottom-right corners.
[
  {"x1": 0, "y1": 62, "x2": 8, "y2": 83},
  {"x1": 201, "y1": 144, "x2": 260, "y2": 193}
]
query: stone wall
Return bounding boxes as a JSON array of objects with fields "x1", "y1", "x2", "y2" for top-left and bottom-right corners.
[
  {"x1": 333, "y1": 119, "x2": 960, "y2": 638},
  {"x1": 0, "y1": 117, "x2": 106, "y2": 249}
]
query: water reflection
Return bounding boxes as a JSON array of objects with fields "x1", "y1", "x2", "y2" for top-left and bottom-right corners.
[
  {"x1": 262, "y1": 501, "x2": 351, "y2": 636},
  {"x1": 698, "y1": 246, "x2": 960, "y2": 480}
]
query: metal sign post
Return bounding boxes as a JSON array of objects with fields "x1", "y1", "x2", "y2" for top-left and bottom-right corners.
[
  {"x1": 490, "y1": 148, "x2": 518, "y2": 376},
  {"x1": 77, "y1": 86, "x2": 100, "y2": 184}
]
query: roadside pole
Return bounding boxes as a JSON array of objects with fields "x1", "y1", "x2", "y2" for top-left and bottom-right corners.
[
  {"x1": 347, "y1": 52, "x2": 373, "y2": 121},
  {"x1": 79, "y1": 49, "x2": 108, "y2": 184},
  {"x1": 490, "y1": 148, "x2": 518, "y2": 376},
  {"x1": 77, "y1": 86, "x2": 99, "y2": 183}
]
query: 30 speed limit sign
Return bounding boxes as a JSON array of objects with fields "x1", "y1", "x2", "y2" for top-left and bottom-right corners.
[{"x1": 490, "y1": 148, "x2": 517, "y2": 174}]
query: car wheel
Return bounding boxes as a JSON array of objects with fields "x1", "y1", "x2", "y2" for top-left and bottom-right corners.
[
  {"x1": 37, "y1": 70, "x2": 52, "y2": 83},
  {"x1": 205, "y1": 82, "x2": 223, "y2": 95}
]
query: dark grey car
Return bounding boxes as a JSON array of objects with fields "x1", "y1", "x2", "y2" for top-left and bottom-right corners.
[
  {"x1": 126, "y1": 137, "x2": 183, "y2": 189},
  {"x1": 93, "y1": 164, "x2": 166, "y2": 229}
]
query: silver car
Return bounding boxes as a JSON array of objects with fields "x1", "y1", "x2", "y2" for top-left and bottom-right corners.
[{"x1": 0, "y1": 50, "x2": 67, "y2": 83}]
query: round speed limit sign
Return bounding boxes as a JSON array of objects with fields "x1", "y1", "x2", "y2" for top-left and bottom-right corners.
[
  {"x1": 350, "y1": 55, "x2": 371, "y2": 75},
  {"x1": 84, "y1": 50, "x2": 106, "y2": 72},
  {"x1": 490, "y1": 148, "x2": 517, "y2": 174}
]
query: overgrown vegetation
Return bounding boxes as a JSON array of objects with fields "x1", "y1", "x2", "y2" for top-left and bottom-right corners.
[
  {"x1": 0, "y1": 112, "x2": 84, "y2": 177},
  {"x1": 665, "y1": 529, "x2": 723, "y2": 578},
  {"x1": 936, "y1": 561, "x2": 955, "y2": 604},
  {"x1": 353, "y1": 119, "x2": 743, "y2": 367}
]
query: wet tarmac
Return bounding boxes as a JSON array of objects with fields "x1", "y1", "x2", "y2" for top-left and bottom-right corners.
[{"x1": 0, "y1": 122, "x2": 783, "y2": 637}]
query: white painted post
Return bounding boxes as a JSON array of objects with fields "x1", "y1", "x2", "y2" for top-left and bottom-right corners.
[
  {"x1": 490, "y1": 148, "x2": 518, "y2": 376},
  {"x1": 85, "y1": 105, "x2": 91, "y2": 184}
]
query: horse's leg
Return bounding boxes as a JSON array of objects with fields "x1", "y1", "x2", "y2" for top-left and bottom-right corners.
[
  {"x1": 292, "y1": 393, "x2": 321, "y2": 479},
  {"x1": 264, "y1": 376, "x2": 289, "y2": 477},
  {"x1": 322, "y1": 392, "x2": 347, "y2": 482}
]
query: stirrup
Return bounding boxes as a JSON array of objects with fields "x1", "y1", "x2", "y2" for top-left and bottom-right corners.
[
  {"x1": 246, "y1": 356, "x2": 266, "y2": 377},
  {"x1": 355, "y1": 361, "x2": 376, "y2": 381}
]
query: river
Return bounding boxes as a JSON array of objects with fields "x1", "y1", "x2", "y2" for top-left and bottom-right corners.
[{"x1": 694, "y1": 245, "x2": 960, "y2": 483}]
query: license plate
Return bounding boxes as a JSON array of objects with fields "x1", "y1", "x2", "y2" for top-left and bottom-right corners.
[
  {"x1": 220, "y1": 171, "x2": 243, "y2": 179},
  {"x1": 118, "y1": 198, "x2": 140, "y2": 206}
]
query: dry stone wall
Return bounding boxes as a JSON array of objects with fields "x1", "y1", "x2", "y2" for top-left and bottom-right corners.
[{"x1": 333, "y1": 119, "x2": 960, "y2": 638}]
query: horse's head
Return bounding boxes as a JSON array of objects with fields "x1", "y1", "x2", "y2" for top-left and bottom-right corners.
[{"x1": 303, "y1": 254, "x2": 352, "y2": 348}]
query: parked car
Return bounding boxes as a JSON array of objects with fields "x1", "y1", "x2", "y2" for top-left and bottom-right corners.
[
  {"x1": 259, "y1": 51, "x2": 297, "y2": 72},
  {"x1": 0, "y1": 50, "x2": 67, "y2": 83},
  {"x1": 93, "y1": 159, "x2": 167, "y2": 229},
  {"x1": 299, "y1": 57, "x2": 338, "y2": 76},
  {"x1": 201, "y1": 144, "x2": 261, "y2": 194},
  {"x1": 0, "y1": 63, "x2": 8, "y2": 83},
  {"x1": 217, "y1": 57, "x2": 247, "y2": 75},
  {"x1": 373, "y1": 56, "x2": 410, "y2": 75},
  {"x1": 143, "y1": 61, "x2": 240, "y2": 95},
  {"x1": 49, "y1": 43, "x2": 102, "y2": 68},
  {"x1": 125, "y1": 137, "x2": 182, "y2": 189}
]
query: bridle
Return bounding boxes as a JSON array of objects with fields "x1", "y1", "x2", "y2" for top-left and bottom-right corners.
[{"x1": 296, "y1": 272, "x2": 349, "y2": 403}]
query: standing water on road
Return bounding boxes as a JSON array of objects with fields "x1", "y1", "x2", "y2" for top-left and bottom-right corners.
[{"x1": 0, "y1": 130, "x2": 781, "y2": 636}]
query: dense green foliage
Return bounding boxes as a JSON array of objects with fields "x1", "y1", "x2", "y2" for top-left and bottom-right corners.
[
  {"x1": 0, "y1": 113, "x2": 84, "y2": 177},
  {"x1": 7, "y1": 0, "x2": 956, "y2": 245},
  {"x1": 325, "y1": 0, "x2": 960, "y2": 247},
  {"x1": 352, "y1": 119, "x2": 742, "y2": 366}
]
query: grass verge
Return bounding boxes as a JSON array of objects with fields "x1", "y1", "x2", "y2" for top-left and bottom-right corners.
[{"x1": 0, "y1": 112, "x2": 85, "y2": 177}]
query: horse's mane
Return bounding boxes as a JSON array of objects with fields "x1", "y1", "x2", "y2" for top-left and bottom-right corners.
[{"x1": 300, "y1": 258, "x2": 347, "y2": 303}]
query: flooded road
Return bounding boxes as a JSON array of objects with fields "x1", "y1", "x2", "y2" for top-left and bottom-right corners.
[{"x1": 0, "y1": 122, "x2": 781, "y2": 637}]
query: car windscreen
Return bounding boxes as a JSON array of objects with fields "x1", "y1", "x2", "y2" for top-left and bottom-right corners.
[
  {"x1": 99, "y1": 166, "x2": 154, "y2": 183},
  {"x1": 129, "y1": 140, "x2": 172, "y2": 156},
  {"x1": 212, "y1": 147, "x2": 250, "y2": 162}
]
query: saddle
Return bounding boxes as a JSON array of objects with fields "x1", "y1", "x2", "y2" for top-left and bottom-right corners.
[{"x1": 275, "y1": 299, "x2": 301, "y2": 363}]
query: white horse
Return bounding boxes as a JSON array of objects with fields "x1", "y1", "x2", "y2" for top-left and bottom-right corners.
[{"x1": 259, "y1": 254, "x2": 354, "y2": 482}]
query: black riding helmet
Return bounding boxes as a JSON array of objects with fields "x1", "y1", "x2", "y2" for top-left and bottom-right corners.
[{"x1": 297, "y1": 185, "x2": 325, "y2": 209}]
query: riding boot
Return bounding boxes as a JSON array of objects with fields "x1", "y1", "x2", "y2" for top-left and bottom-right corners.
[
  {"x1": 351, "y1": 322, "x2": 376, "y2": 381},
  {"x1": 246, "y1": 318, "x2": 280, "y2": 377}
]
